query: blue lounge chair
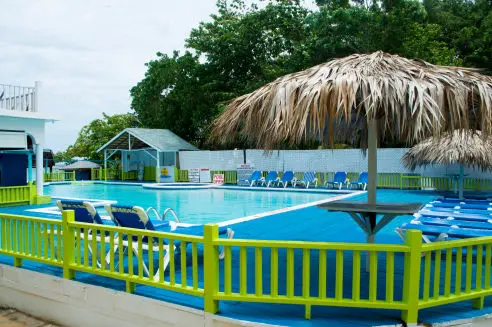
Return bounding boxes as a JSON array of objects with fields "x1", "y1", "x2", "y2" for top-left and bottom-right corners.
[
  {"x1": 396, "y1": 221, "x2": 492, "y2": 243},
  {"x1": 348, "y1": 172, "x2": 368, "y2": 190},
  {"x1": 325, "y1": 171, "x2": 347, "y2": 190},
  {"x1": 415, "y1": 216, "x2": 492, "y2": 230},
  {"x1": 295, "y1": 172, "x2": 318, "y2": 188},
  {"x1": 105, "y1": 204, "x2": 234, "y2": 279},
  {"x1": 261, "y1": 171, "x2": 279, "y2": 187},
  {"x1": 435, "y1": 198, "x2": 492, "y2": 205},
  {"x1": 241, "y1": 170, "x2": 262, "y2": 186},
  {"x1": 430, "y1": 201, "x2": 492, "y2": 210},
  {"x1": 57, "y1": 200, "x2": 113, "y2": 267},
  {"x1": 416, "y1": 210, "x2": 492, "y2": 223},
  {"x1": 424, "y1": 204, "x2": 492, "y2": 216},
  {"x1": 57, "y1": 200, "x2": 107, "y2": 225},
  {"x1": 276, "y1": 171, "x2": 295, "y2": 188}
]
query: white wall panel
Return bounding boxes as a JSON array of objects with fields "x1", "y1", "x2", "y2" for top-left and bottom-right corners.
[{"x1": 178, "y1": 148, "x2": 492, "y2": 179}]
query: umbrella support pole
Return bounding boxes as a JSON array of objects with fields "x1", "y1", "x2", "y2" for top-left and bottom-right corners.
[
  {"x1": 368, "y1": 120, "x2": 378, "y2": 205},
  {"x1": 459, "y1": 165, "x2": 464, "y2": 200},
  {"x1": 348, "y1": 211, "x2": 397, "y2": 272}
]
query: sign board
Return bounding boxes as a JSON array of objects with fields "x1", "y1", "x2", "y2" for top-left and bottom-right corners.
[
  {"x1": 213, "y1": 174, "x2": 224, "y2": 185},
  {"x1": 188, "y1": 168, "x2": 200, "y2": 183},
  {"x1": 160, "y1": 166, "x2": 175, "y2": 183},
  {"x1": 237, "y1": 163, "x2": 254, "y2": 186},
  {"x1": 200, "y1": 168, "x2": 211, "y2": 183}
]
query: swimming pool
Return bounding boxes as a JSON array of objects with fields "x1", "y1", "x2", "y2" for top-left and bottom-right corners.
[{"x1": 44, "y1": 183, "x2": 349, "y2": 225}]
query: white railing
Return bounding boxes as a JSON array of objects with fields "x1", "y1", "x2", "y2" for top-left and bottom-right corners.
[{"x1": 0, "y1": 82, "x2": 39, "y2": 112}]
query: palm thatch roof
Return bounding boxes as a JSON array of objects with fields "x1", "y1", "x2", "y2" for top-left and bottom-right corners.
[
  {"x1": 211, "y1": 51, "x2": 492, "y2": 148},
  {"x1": 402, "y1": 130, "x2": 492, "y2": 171}
]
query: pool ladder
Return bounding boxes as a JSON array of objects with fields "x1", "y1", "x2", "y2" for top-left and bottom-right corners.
[{"x1": 146, "y1": 207, "x2": 181, "y2": 223}]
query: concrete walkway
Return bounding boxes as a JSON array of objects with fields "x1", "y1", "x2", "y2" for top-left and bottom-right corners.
[{"x1": 0, "y1": 308, "x2": 58, "y2": 327}]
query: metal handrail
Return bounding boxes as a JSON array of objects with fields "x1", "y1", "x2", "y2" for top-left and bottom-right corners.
[
  {"x1": 145, "y1": 206, "x2": 181, "y2": 223},
  {"x1": 162, "y1": 208, "x2": 180, "y2": 223},
  {"x1": 145, "y1": 207, "x2": 161, "y2": 220}
]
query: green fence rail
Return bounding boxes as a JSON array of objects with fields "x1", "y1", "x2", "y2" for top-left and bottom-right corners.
[
  {"x1": 0, "y1": 211, "x2": 490, "y2": 324},
  {"x1": 90, "y1": 168, "x2": 121, "y2": 181},
  {"x1": 44, "y1": 171, "x2": 76, "y2": 182},
  {"x1": 0, "y1": 184, "x2": 35, "y2": 206}
]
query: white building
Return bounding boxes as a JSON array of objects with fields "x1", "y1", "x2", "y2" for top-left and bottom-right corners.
[{"x1": 0, "y1": 81, "x2": 56, "y2": 203}]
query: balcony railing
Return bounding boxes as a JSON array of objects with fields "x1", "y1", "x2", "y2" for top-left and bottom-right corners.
[{"x1": 0, "y1": 82, "x2": 39, "y2": 112}]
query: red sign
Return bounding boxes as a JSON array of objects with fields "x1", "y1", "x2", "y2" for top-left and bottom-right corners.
[{"x1": 213, "y1": 174, "x2": 224, "y2": 184}]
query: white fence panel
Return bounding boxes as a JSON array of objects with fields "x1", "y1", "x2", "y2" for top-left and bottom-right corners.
[
  {"x1": 179, "y1": 150, "x2": 243, "y2": 170},
  {"x1": 245, "y1": 150, "x2": 284, "y2": 171},
  {"x1": 178, "y1": 149, "x2": 492, "y2": 179}
]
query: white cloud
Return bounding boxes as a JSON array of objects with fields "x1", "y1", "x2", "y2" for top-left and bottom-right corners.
[{"x1": 0, "y1": 0, "x2": 217, "y2": 151}]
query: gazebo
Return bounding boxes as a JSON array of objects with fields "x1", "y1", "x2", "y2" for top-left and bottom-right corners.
[
  {"x1": 211, "y1": 52, "x2": 492, "y2": 205},
  {"x1": 59, "y1": 160, "x2": 100, "y2": 180},
  {"x1": 210, "y1": 51, "x2": 492, "y2": 257},
  {"x1": 402, "y1": 130, "x2": 492, "y2": 199},
  {"x1": 97, "y1": 128, "x2": 198, "y2": 182}
]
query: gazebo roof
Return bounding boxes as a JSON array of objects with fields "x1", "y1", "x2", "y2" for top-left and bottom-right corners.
[
  {"x1": 97, "y1": 128, "x2": 198, "y2": 153},
  {"x1": 59, "y1": 160, "x2": 100, "y2": 170},
  {"x1": 402, "y1": 130, "x2": 492, "y2": 170}
]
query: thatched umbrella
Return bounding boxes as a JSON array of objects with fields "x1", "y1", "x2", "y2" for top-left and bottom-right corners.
[
  {"x1": 402, "y1": 130, "x2": 492, "y2": 199},
  {"x1": 211, "y1": 51, "x2": 492, "y2": 205}
]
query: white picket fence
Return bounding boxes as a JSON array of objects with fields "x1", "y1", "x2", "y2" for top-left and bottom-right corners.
[{"x1": 179, "y1": 148, "x2": 492, "y2": 178}]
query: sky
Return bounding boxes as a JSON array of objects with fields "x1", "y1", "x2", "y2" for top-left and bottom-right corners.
[{"x1": 0, "y1": 0, "x2": 218, "y2": 151}]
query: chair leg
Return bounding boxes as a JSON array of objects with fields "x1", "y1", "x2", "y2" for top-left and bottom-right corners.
[
  {"x1": 395, "y1": 228, "x2": 406, "y2": 242},
  {"x1": 219, "y1": 228, "x2": 235, "y2": 260}
]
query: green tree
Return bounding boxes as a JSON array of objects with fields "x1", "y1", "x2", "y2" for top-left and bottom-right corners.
[
  {"x1": 127, "y1": 0, "x2": 492, "y2": 151},
  {"x1": 61, "y1": 113, "x2": 140, "y2": 161}
]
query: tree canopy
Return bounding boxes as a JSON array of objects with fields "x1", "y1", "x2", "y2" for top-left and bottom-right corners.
[
  {"x1": 60, "y1": 0, "x2": 492, "y2": 159},
  {"x1": 54, "y1": 113, "x2": 140, "y2": 161},
  {"x1": 129, "y1": 0, "x2": 491, "y2": 149}
]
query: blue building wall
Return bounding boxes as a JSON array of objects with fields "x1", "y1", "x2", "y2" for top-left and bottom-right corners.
[{"x1": 0, "y1": 154, "x2": 27, "y2": 186}]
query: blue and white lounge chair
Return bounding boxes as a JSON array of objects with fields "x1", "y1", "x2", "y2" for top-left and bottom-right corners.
[
  {"x1": 295, "y1": 172, "x2": 318, "y2": 188},
  {"x1": 396, "y1": 221, "x2": 492, "y2": 243},
  {"x1": 414, "y1": 216, "x2": 492, "y2": 230},
  {"x1": 416, "y1": 210, "x2": 492, "y2": 223},
  {"x1": 105, "y1": 204, "x2": 234, "y2": 279},
  {"x1": 348, "y1": 172, "x2": 368, "y2": 190},
  {"x1": 57, "y1": 200, "x2": 113, "y2": 267},
  {"x1": 325, "y1": 171, "x2": 347, "y2": 190},
  {"x1": 261, "y1": 171, "x2": 279, "y2": 187},
  {"x1": 241, "y1": 170, "x2": 262, "y2": 186},
  {"x1": 429, "y1": 201, "x2": 492, "y2": 210},
  {"x1": 276, "y1": 171, "x2": 295, "y2": 188}
]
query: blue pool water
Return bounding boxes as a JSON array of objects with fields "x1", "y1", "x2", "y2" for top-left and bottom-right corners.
[{"x1": 44, "y1": 184, "x2": 342, "y2": 224}]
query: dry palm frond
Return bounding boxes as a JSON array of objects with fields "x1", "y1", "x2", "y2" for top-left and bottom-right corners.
[
  {"x1": 402, "y1": 130, "x2": 492, "y2": 170},
  {"x1": 211, "y1": 52, "x2": 492, "y2": 149}
]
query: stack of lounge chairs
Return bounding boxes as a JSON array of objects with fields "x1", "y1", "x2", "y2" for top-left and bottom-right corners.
[{"x1": 396, "y1": 197, "x2": 492, "y2": 243}]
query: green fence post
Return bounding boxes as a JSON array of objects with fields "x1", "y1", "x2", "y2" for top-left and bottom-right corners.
[
  {"x1": 13, "y1": 257, "x2": 22, "y2": 267},
  {"x1": 28, "y1": 182, "x2": 36, "y2": 205},
  {"x1": 203, "y1": 224, "x2": 219, "y2": 314},
  {"x1": 472, "y1": 297, "x2": 485, "y2": 310},
  {"x1": 62, "y1": 210, "x2": 76, "y2": 280},
  {"x1": 401, "y1": 229, "x2": 423, "y2": 324}
]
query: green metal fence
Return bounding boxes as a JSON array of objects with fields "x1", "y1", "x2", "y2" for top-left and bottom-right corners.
[
  {"x1": 0, "y1": 211, "x2": 490, "y2": 324},
  {"x1": 0, "y1": 184, "x2": 36, "y2": 206}
]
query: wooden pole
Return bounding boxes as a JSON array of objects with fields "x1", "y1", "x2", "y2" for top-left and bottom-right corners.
[{"x1": 367, "y1": 120, "x2": 378, "y2": 205}]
